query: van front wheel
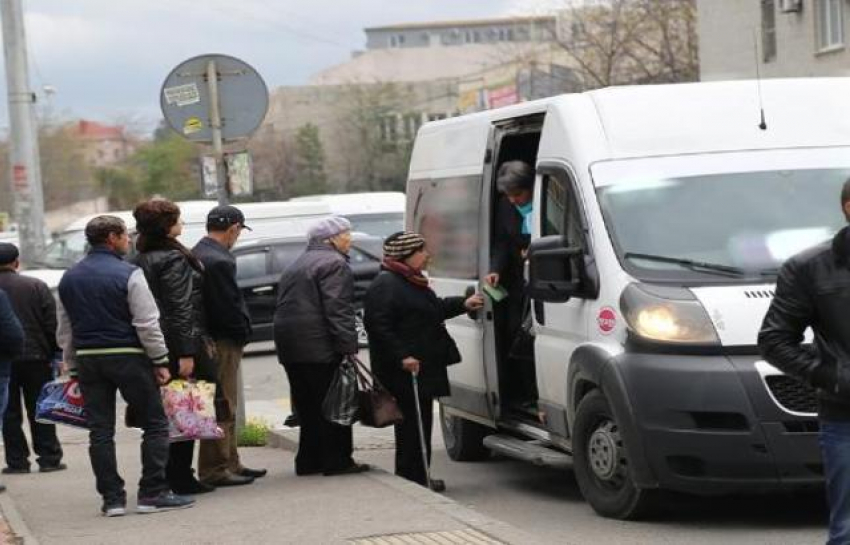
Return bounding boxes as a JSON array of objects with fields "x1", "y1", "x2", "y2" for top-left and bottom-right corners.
[
  {"x1": 440, "y1": 404, "x2": 491, "y2": 461},
  {"x1": 573, "y1": 390, "x2": 655, "y2": 520}
]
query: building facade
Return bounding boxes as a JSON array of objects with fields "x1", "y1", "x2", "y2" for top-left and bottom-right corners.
[
  {"x1": 699, "y1": 0, "x2": 850, "y2": 80},
  {"x1": 364, "y1": 16, "x2": 556, "y2": 50}
]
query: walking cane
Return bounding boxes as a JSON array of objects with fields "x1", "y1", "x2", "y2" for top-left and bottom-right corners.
[{"x1": 411, "y1": 371, "x2": 433, "y2": 490}]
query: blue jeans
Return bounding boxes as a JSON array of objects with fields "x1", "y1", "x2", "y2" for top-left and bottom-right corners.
[{"x1": 820, "y1": 420, "x2": 850, "y2": 544}]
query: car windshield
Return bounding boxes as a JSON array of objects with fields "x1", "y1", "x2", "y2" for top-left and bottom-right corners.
[
  {"x1": 35, "y1": 230, "x2": 88, "y2": 268},
  {"x1": 593, "y1": 149, "x2": 850, "y2": 283},
  {"x1": 346, "y1": 212, "x2": 403, "y2": 239}
]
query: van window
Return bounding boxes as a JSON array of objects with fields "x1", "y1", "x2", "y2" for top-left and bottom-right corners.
[
  {"x1": 410, "y1": 176, "x2": 481, "y2": 279},
  {"x1": 541, "y1": 173, "x2": 584, "y2": 246},
  {"x1": 271, "y1": 244, "x2": 303, "y2": 274}
]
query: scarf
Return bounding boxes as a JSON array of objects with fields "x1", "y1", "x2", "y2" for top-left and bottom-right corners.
[
  {"x1": 516, "y1": 201, "x2": 533, "y2": 235},
  {"x1": 382, "y1": 258, "x2": 430, "y2": 289}
]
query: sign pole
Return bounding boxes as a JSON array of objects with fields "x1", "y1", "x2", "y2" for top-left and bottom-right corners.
[{"x1": 206, "y1": 59, "x2": 228, "y2": 206}]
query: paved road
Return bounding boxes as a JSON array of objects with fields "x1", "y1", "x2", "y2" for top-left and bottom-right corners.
[{"x1": 242, "y1": 349, "x2": 828, "y2": 545}]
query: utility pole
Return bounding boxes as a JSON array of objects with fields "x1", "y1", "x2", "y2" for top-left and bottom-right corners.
[{"x1": 1, "y1": 0, "x2": 45, "y2": 263}]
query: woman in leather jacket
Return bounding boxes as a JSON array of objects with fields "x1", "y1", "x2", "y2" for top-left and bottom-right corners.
[{"x1": 133, "y1": 199, "x2": 216, "y2": 495}]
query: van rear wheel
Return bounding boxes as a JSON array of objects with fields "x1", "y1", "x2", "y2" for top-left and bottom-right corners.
[
  {"x1": 440, "y1": 404, "x2": 491, "y2": 461},
  {"x1": 573, "y1": 390, "x2": 656, "y2": 520}
]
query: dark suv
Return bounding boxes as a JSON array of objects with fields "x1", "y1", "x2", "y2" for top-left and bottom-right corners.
[{"x1": 234, "y1": 234, "x2": 383, "y2": 346}]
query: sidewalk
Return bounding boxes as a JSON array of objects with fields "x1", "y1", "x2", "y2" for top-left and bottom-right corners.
[{"x1": 0, "y1": 423, "x2": 536, "y2": 544}]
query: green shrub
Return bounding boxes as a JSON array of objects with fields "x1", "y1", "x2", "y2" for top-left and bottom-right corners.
[{"x1": 237, "y1": 418, "x2": 270, "y2": 447}]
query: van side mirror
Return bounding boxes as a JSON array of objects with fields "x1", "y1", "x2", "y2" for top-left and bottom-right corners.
[{"x1": 528, "y1": 235, "x2": 582, "y2": 303}]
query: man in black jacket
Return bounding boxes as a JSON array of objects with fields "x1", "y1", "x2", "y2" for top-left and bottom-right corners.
[
  {"x1": 0, "y1": 287, "x2": 23, "y2": 493},
  {"x1": 758, "y1": 179, "x2": 850, "y2": 543},
  {"x1": 193, "y1": 205, "x2": 265, "y2": 487},
  {"x1": 0, "y1": 243, "x2": 64, "y2": 474}
]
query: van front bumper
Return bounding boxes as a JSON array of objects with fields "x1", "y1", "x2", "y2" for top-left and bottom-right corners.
[{"x1": 615, "y1": 352, "x2": 822, "y2": 495}]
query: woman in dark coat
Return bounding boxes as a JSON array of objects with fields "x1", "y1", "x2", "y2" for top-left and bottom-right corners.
[
  {"x1": 273, "y1": 216, "x2": 368, "y2": 477},
  {"x1": 133, "y1": 199, "x2": 216, "y2": 495},
  {"x1": 364, "y1": 231, "x2": 484, "y2": 491}
]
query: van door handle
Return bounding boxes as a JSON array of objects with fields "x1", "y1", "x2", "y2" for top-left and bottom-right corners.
[{"x1": 252, "y1": 286, "x2": 274, "y2": 294}]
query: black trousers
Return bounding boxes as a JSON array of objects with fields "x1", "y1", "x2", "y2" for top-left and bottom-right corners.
[
  {"x1": 394, "y1": 387, "x2": 433, "y2": 486},
  {"x1": 77, "y1": 354, "x2": 170, "y2": 504},
  {"x1": 286, "y1": 362, "x2": 353, "y2": 475},
  {"x1": 3, "y1": 360, "x2": 63, "y2": 469}
]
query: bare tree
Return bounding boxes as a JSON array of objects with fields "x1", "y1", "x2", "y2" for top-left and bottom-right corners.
[{"x1": 554, "y1": 0, "x2": 698, "y2": 89}]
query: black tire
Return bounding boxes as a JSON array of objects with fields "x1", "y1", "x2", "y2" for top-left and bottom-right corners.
[
  {"x1": 572, "y1": 390, "x2": 656, "y2": 520},
  {"x1": 440, "y1": 404, "x2": 491, "y2": 462}
]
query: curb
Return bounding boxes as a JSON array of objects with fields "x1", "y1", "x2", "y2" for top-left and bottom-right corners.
[
  {"x1": 0, "y1": 488, "x2": 38, "y2": 545},
  {"x1": 267, "y1": 428, "x2": 537, "y2": 545}
]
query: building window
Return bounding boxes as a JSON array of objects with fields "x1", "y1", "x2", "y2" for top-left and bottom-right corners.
[
  {"x1": 761, "y1": 0, "x2": 777, "y2": 62},
  {"x1": 817, "y1": 0, "x2": 845, "y2": 51}
]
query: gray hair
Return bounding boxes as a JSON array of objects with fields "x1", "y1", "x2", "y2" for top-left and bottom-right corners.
[
  {"x1": 496, "y1": 161, "x2": 535, "y2": 194},
  {"x1": 85, "y1": 215, "x2": 127, "y2": 246}
]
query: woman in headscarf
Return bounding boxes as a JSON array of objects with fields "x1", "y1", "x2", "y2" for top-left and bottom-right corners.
[
  {"x1": 133, "y1": 198, "x2": 215, "y2": 495},
  {"x1": 364, "y1": 231, "x2": 484, "y2": 492},
  {"x1": 273, "y1": 216, "x2": 368, "y2": 476}
]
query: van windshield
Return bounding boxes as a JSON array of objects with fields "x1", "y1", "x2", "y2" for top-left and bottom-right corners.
[
  {"x1": 346, "y1": 212, "x2": 404, "y2": 239},
  {"x1": 593, "y1": 149, "x2": 850, "y2": 283}
]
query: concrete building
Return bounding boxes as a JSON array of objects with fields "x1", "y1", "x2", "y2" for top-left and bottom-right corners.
[
  {"x1": 264, "y1": 16, "x2": 579, "y2": 191},
  {"x1": 699, "y1": 0, "x2": 850, "y2": 81}
]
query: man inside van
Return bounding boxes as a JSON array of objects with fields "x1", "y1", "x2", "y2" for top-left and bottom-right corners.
[
  {"x1": 485, "y1": 160, "x2": 538, "y2": 410},
  {"x1": 193, "y1": 205, "x2": 266, "y2": 487},
  {"x1": 758, "y1": 179, "x2": 850, "y2": 543}
]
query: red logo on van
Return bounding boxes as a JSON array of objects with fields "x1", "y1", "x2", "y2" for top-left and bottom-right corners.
[{"x1": 597, "y1": 307, "x2": 617, "y2": 335}]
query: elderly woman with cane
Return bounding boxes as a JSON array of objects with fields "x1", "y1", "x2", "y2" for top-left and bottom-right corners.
[
  {"x1": 364, "y1": 231, "x2": 484, "y2": 492},
  {"x1": 274, "y1": 216, "x2": 369, "y2": 477}
]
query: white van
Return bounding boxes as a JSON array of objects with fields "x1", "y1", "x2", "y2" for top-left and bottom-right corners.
[
  {"x1": 23, "y1": 200, "x2": 331, "y2": 289},
  {"x1": 407, "y1": 78, "x2": 850, "y2": 520},
  {"x1": 290, "y1": 192, "x2": 404, "y2": 238}
]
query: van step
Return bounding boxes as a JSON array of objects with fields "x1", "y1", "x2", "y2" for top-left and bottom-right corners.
[{"x1": 482, "y1": 434, "x2": 571, "y2": 469}]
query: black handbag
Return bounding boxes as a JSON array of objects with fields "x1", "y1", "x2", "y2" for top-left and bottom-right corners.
[{"x1": 350, "y1": 356, "x2": 404, "y2": 428}]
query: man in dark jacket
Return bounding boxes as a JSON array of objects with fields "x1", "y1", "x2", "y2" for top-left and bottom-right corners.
[
  {"x1": 758, "y1": 179, "x2": 850, "y2": 543},
  {"x1": 485, "y1": 160, "x2": 537, "y2": 407},
  {"x1": 193, "y1": 205, "x2": 265, "y2": 487},
  {"x1": 0, "y1": 287, "x2": 23, "y2": 493},
  {"x1": 58, "y1": 216, "x2": 194, "y2": 516},
  {"x1": 0, "y1": 243, "x2": 64, "y2": 474},
  {"x1": 274, "y1": 216, "x2": 366, "y2": 476}
]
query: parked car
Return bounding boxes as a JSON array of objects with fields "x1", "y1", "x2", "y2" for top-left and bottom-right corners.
[
  {"x1": 290, "y1": 192, "x2": 404, "y2": 239},
  {"x1": 234, "y1": 233, "x2": 383, "y2": 346},
  {"x1": 21, "y1": 200, "x2": 332, "y2": 289}
]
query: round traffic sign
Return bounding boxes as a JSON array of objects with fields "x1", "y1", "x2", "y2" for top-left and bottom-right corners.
[{"x1": 160, "y1": 54, "x2": 269, "y2": 143}]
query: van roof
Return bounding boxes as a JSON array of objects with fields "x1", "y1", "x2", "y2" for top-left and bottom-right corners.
[
  {"x1": 62, "y1": 200, "x2": 331, "y2": 232},
  {"x1": 410, "y1": 78, "x2": 850, "y2": 175},
  {"x1": 289, "y1": 192, "x2": 405, "y2": 215}
]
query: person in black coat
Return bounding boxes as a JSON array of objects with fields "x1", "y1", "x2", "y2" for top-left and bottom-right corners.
[
  {"x1": 274, "y1": 216, "x2": 367, "y2": 477},
  {"x1": 365, "y1": 231, "x2": 483, "y2": 491},
  {"x1": 0, "y1": 287, "x2": 23, "y2": 493},
  {"x1": 0, "y1": 243, "x2": 64, "y2": 474},
  {"x1": 133, "y1": 199, "x2": 216, "y2": 495},
  {"x1": 485, "y1": 160, "x2": 537, "y2": 407}
]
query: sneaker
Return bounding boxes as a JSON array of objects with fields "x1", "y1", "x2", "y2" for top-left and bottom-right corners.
[
  {"x1": 136, "y1": 492, "x2": 195, "y2": 514},
  {"x1": 101, "y1": 502, "x2": 126, "y2": 517}
]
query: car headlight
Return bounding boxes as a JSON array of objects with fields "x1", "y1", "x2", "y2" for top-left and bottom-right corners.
[{"x1": 620, "y1": 283, "x2": 719, "y2": 345}]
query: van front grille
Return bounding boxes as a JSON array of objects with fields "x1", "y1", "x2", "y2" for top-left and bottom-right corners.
[
  {"x1": 744, "y1": 290, "x2": 775, "y2": 299},
  {"x1": 765, "y1": 375, "x2": 817, "y2": 414}
]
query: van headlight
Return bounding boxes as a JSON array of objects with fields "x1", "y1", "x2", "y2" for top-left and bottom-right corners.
[{"x1": 619, "y1": 283, "x2": 719, "y2": 345}]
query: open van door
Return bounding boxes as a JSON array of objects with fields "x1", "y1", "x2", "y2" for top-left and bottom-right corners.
[{"x1": 407, "y1": 172, "x2": 497, "y2": 428}]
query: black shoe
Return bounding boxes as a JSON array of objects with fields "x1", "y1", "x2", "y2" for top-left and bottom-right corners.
[
  {"x1": 295, "y1": 467, "x2": 322, "y2": 476},
  {"x1": 204, "y1": 474, "x2": 254, "y2": 487},
  {"x1": 39, "y1": 463, "x2": 67, "y2": 473},
  {"x1": 136, "y1": 492, "x2": 195, "y2": 514},
  {"x1": 283, "y1": 414, "x2": 299, "y2": 427},
  {"x1": 0, "y1": 483, "x2": 6, "y2": 493},
  {"x1": 237, "y1": 467, "x2": 267, "y2": 479},
  {"x1": 172, "y1": 479, "x2": 215, "y2": 495},
  {"x1": 1, "y1": 466, "x2": 29, "y2": 475},
  {"x1": 323, "y1": 463, "x2": 370, "y2": 476},
  {"x1": 101, "y1": 502, "x2": 126, "y2": 517},
  {"x1": 428, "y1": 479, "x2": 446, "y2": 493}
]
